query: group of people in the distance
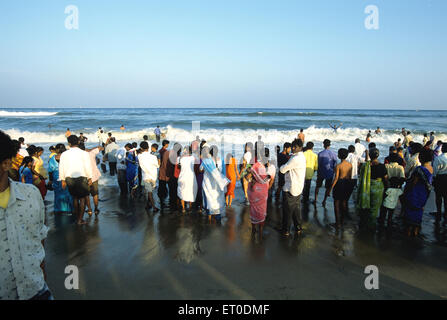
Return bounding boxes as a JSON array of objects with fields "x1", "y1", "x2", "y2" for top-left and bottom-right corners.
[{"x1": 5, "y1": 126, "x2": 447, "y2": 239}]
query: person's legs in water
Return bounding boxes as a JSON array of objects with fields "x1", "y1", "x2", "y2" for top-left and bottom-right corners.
[
  {"x1": 334, "y1": 199, "x2": 341, "y2": 228},
  {"x1": 86, "y1": 196, "x2": 92, "y2": 215},
  {"x1": 242, "y1": 177, "x2": 249, "y2": 203},
  {"x1": 181, "y1": 200, "x2": 186, "y2": 213}
]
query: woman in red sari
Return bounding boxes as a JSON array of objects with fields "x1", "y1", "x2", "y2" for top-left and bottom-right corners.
[{"x1": 247, "y1": 149, "x2": 271, "y2": 240}]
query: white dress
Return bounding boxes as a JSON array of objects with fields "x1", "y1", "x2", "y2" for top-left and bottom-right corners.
[
  {"x1": 201, "y1": 157, "x2": 229, "y2": 215},
  {"x1": 177, "y1": 155, "x2": 198, "y2": 202}
]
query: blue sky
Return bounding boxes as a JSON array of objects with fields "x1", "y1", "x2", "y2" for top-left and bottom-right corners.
[{"x1": 0, "y1": 0, "x2": 446, "y2": 109}]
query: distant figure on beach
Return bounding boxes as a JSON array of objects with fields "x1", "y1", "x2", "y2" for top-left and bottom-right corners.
[
  {"x1": 429, "y1": 132, "x2": 436, "y2": 149},
  {"x1": 423, "y1": 133, "x2": 429, "y2": 146},
  {"x1": 65, "y1": 128, "x2": 71, "y2": 138},
  {"x1": 120, "y1": 124, "x2": 125, "y2": 131},
  {"x1": 394, "y1": 138, "x2": 402, "y2": 149},
  {"x1": 403, "y1": 131, "x2": 413, "y2": 148},
  {"x1": 79, "y1": 133, "x2": 88, "y2": 143},
  {"x1": 154, "y1": 126, "x2": 161, "y2": 142},
  {"x1": 298, "y1": 129, "x2": 305, "y2": 143},
  {"x1": 329, "y1": 123, "x2": 342, "y2": 133},
  {"x1": 354, "y1": 138, "x2": 366, "y2": 160},
  {"x1": 375, "y1": 127, "x2": 382, "y2": 135}
]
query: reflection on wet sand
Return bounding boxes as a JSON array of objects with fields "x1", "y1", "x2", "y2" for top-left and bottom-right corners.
[{"x1": 44, "y1": 183, "x2": 447, "y2": 299}]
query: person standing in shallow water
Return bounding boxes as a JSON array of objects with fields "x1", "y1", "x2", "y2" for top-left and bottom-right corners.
[
  {"x1": 280, "y1": 139, "x2": 306, "y2": 236},
  {"x1": 275, "y1": 142, "x2": 291, "y2": 202},
  {"x1": 330, "y1": 148, "x2": 353, "y2": 229},
  {"x1": 403, "y1": 148, "x2": 433, "y2": 237},
  {"x1": 315, "y1": 139, "x2": 337, "y2": 207},
  {"x1": 298, "y1": 129, "x2": 305, "y2": 143},
  {"x1": 225, "y1": 153, "x2": 240, "y2": 207}
]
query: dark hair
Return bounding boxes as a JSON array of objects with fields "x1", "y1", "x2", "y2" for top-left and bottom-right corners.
[
  {"x1": 264, "y1": 148, "x2": 270, "y2": 158},
  {"x1": 79, "y1": 143, "x2": 86, "y2": 151},
  {"x1": 355, "y1": 138, "x2": 360, "y2": 143},
  {"x1": 49, "y1": 146, "x2": 56, "y2": 152},
  {"x1": 111, "y1": 137, "x2": 116, "y2": 143},
  {"x1": 389, "y1": 153, "x2": 400, "y2": 163},
  {"x1": 56, "y1": 144, "x2": 66, "y2": 154},
  {"x1": 0, "y1": 131, "x2": 19, "y2": 163},
  {"x1": 67, "y1": 135, "x2": 79, "y2": 146},
  {"x1": 36, "y1": 147, "x2": 44, "y2": 153},
  {"x1": 323, "y1": 139, "x2": 331, "y2": 148},
  {"x1": 26, "y1": 145, "x2": 37, "y2": 157},
  {"x1": 292, "y1": 138, "x2": 303, "y2": 149},
  {"x1": 140, "y1": 141, "x2": 149, "y2": 150},
  {"x1": 300, "y1": 129, "x2": 303, "y2": 132},
  {"x1": 411, "y1": 143, "x2": 423, "y2": 155},
  {"x1": 162, "y1": 139, "x2": 170, "y2": 147},
  {"x1": 132, "y1": 142, "x2": 138, "y2": 149},
  {"x1": 151, "y1": 143, "x2": 159, "y2": 150},
  {"x1": 348, "y1": 145, "x2": 355, "y2": 153},
  {"x1": 305, "y1": 142, "x2": 314, "y2": 150},
  {"x1": 18, "y1": 137, "x2": 25, "y2": 143},
  {"x1": 442, "y1": 143, "x2": 447, "y2": 153},
  {"x1": 338, "y1": 148, "x2": 348, "y2": 160},
  {"x1": 419, "y1": 148, "x2": 433, "y2": 164},
  {"x1": 20, "y1": 156, "x2": 34, "y2": 168},
  {"x1": 143, "y1": 135, "x2": 148, "y2": 141},
  {"x1": 430, "y1": 132, "x2": 434, "y2": 135},
  {"x1": 125, "y1": 143, "x2": 133, "y2": 149},
  {"x1": 283, "y1": 142, "x2": 291, "y2": 149},
  {"x1": 369, "y1": 148, "x2": 380, "y2": 160},
  {"x1": 368, "y1": 143, "x2": 376, "y2": 149}
]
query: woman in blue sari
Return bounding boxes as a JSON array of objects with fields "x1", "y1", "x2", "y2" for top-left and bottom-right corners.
[
  {"x1": 403, "y1": 148, "x2": 433, "y2": 237},
  {"x1": 48, "y1": 144, "x2": 73, "y2": 214},
  {"x1": 126, "y1": 144, "x2": 139, "y2": 198}
]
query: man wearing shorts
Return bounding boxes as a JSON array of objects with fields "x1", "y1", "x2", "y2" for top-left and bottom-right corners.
[
  {"x1": 138, "y1": 142, "x2": 160, "y2": 212},
  {"x1": 315, "y1": 139, "x2": 337, "y2": 207},
  {"x1": 59, "y1": 135, "x2": 93, "y2": 225}
]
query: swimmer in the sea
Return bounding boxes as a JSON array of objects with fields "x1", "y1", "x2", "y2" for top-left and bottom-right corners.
[{"x1": 329, "y1": 122, "x2": 342, "y2": 133}]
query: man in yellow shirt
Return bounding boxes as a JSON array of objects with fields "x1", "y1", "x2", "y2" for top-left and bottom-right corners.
[{"x1": 303, "y1": 142, "x2": 318, "y2": 203}]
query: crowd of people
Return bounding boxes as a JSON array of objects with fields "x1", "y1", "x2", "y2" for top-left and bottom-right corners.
[
  {"x1": 3, "y1": 127, "x2": 447, "y2": 238},
  {"x1": 1, "y1": 126, "x2": 447, "y2": 300}
]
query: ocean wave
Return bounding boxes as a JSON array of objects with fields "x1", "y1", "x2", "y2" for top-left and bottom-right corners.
[
  {"x1": 199, "y1": 111, "x2": 325, "y2": 117},
  {"x1": 0, "y1": 110, "x2": 58, "y2": 117},
  {"x1": 5, "y1": 125, "x2": 447, "y2": 147}
]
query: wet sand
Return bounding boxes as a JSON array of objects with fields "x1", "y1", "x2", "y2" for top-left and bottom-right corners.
[{"x1": 44, "y1": 181, "x2": 447, "y2": 300}]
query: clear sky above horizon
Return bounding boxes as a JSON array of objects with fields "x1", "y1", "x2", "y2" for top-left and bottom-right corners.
[{"x1": 0, "y1": 0, "x2": 446, "y2": 109}]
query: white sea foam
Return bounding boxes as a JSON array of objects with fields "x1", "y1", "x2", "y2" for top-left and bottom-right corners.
[
  {"x1": 5, "y1": 125, "x2": 446, "y2": 148},
  {"x1": 0, "y1": 110, "x2": 58, "y2": 117}
]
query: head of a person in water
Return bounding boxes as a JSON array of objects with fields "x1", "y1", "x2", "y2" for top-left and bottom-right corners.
[
  {"x1": 18, "y1": 137, "x2": 25, "y2": 144},
  {"x1": 132, "y1": 142, "x2": 138, "y2": 149},
  {"x1": 369, "y1": 148, "x2": 380, "y2": 161},
  {"x1": 140, "y1": 141, "x2": 149, "y2": 151},
  {"x1": 430, "y1": 132, "x2": 435, "y2": 136},
  {"x1": 323, "y1": 139, "x2": 331, "y2": 149},
  {"x1": 348, "y1": 145, "x2": 355, "y2": 154},
  {"x1": 157, "y1": 125, "x2": 160, "y2": 128},
  {"x1": 151, "y1": 144, "x2": 159, "y2": 153},
  {"x1": 67, "y1": 135, "x2": 79, "y2": 147},
  {"x1": 419, "y1": 148, "x2": 433, "y2": 164},
  {"x1": 100, "y1": 130, "x2": 104, "y2": 134},
  {"x1": 162, "y1": 139, "x2": 170, "y2": 149},
  {"x1": 0, "y1": 131, "x2": 19, "y2": 174},
  {"x1": 80, "y1": 132, "x2": 84, "y2": 136},
  {"x1": 283, "y1": 142, "x2": 291, "y2": 154},
  {"x1": 407, "y1": 131, "x2": 411, "y2": 135},
  {"x1": 424, "y1": 133, "x2": 428, "y2": 138},
  {"x1": 300, "y1": 129, "x2": 304, "y2": 133},
  {"x1": 397, "y1": 138, "x2": 401, "y2": 142},
  {"x1": 143, "y1": 135, "x2": 148, "y2": 141},
  {"x1": 292, "y1": 138, "x2": 303, "y2": 154},
  {"x1": 355, "y1": 138, "x2": 360, "y2": 144},
  {"x1": 368, "y1": 142, "x2": 376, "y2": 149},
  {"x1": 338, "y1": 148, "x2": 348, "y2": 160}
]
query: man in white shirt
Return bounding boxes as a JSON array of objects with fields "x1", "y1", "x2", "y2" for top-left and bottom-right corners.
[
  {"x1": 116, "y1": 143, "x2": 132, "y2": 196},
  {"x1": 354, "y1": 138, "x2": 366, "y2": 160},
  {"x1": 433, "y1": 143, "x2": 447, "y2": 223},
  {"x1": 59, "y1": 135, "x2": 93, "y2": 225},
  {"x1": 138, "y1": 141, "x2": 160, "y2": 212},
  {"x1": 104, "y1": 137, "x2": 119, "y2": 176},
  {"x1": 280, "y1": 138, "x2": 306, "y2": 236},
  {"x1": 0, "y1": 130, "x2": 52, "y2": 300}
]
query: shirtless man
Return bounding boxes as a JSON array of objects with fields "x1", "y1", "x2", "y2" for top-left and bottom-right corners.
[
  {"x1": 298, "y1": 129, "x2": 305, "y2": 143},
  {"x1": 330, "y1": 148, "x2": 353, "y2": 229}
]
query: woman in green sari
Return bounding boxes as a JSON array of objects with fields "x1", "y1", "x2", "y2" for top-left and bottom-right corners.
[{"x1": 357, "y1": 148, "x2": 388, "y2": 230}]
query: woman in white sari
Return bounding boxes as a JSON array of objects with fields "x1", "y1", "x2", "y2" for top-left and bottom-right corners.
[
  {"x1": 200, "y1": 146, "x2": 229, "y2": 222},
  {"x1": 177, "y1": 146, "x2": 198, "y2": 213}
]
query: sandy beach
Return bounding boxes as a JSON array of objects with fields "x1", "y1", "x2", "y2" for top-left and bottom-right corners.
[{"x1": 43, "y1": 180, "x2": 447, "y2": 300}]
